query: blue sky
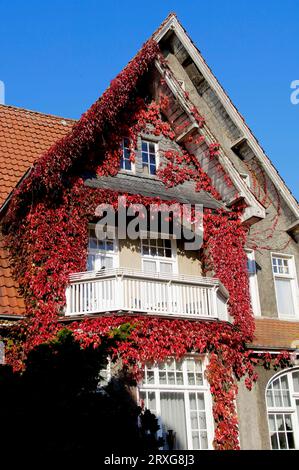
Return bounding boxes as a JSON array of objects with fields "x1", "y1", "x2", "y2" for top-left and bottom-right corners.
[{"x1": 1, "y1": 0, "x2": 298, "y2": 199}]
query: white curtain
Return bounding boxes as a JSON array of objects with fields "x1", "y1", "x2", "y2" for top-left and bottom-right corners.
[
  {"x1": 160, "y1": 392, "x2": 187, "y2": 450},
  {"x1": 275, "y1": 278, "x2": 295, "y2": 316}
]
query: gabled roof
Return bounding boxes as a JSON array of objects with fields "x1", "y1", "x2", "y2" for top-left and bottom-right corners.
[
  {"x1": 154, "y1": 14, "x2": 299, "y2": 219},
  {"x1": 0, "y1": 104, "x2": 75, "y2": 206}
]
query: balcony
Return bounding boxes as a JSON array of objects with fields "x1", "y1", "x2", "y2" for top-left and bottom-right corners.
[{"x1": 65, "y1": 268, "x2": 229, "y2": 321}]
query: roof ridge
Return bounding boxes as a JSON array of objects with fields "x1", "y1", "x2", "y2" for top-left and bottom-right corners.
[{"x1": 0, "y1": 103, "x2": 76, "y2": 123}]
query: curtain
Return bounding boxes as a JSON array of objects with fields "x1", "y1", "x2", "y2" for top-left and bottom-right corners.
[
  {"x1": 160, "y1": 392, "x2": 187, "y2": 450},
  {"x1": 275, "y1": 278, "x2": 295, "y2": 316}
]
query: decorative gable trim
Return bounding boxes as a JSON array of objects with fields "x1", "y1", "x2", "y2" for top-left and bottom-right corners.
[
  {"x1": 154, "y1": 14, "x2": 299, "y2": 220},
  {"x1": 155, "y1": 57, "x2": 266, "y2": 223}
]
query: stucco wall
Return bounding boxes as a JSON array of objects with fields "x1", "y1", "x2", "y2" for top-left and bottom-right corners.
[
  {"x1": 237, "y1": 366, "x2": 275, "y2": 450},
  {"x1": 176, "y1": 240, "x2": 202, "y2": 276},
  {"x1": 119, "y1": 239, "x2": 142, "y2": 270},
  {"x1": 119, "y1": 238, "x2": 202, "y2": 275}
]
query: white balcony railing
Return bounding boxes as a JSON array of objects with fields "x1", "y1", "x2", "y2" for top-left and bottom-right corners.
[{"x1": 65, "y1": 268, "x2": 229, "y2": 321}]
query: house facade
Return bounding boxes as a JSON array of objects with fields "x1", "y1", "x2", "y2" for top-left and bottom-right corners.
[{"x1": 0, "y1": 14, "x2": 299, "y2": 451}]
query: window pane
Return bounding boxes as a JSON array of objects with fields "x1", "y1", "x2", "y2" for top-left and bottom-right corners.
[
  {"x1": 198, "y1": 412, "x2": 207, "y2": 429},
  {"x1": 89, "y1": 237, "x2": 97, "y2": 250},
  {"x1": 192, "y1": 432, "x2": 200, "y2": 450},
  {"x1": 160, "y1": 392, "x2": 188, "y2": 450},
  {"x1": 102, "y1": 256, "x2": 113, "y2": 269},
  {"x1": 143, "y1": 260, "x2": 156, "y2": 273},
  {"x1": 150, "y1": 165, "x2": 156, "y2": 175},
  {"x1": 287, "y1": 433, "x2": 295, "y2": 449},
  {"x1": 189, "y1": 393, "x2": 196, "y2": 410},
  {"x1": 197, "y1": 393, "x2": 205, "y2": 410},
  {"x1": 200, "y1": 431, "x2": 208, "y2": 449},
  {"x1": 149, "y1": 143, "x2": 155, "y2": 153},
  {"x1": 159, "y1": 371, "x2": 167, "y2": 384},
  {"x1": 268, "y1": 415, "x2": 276, "y2": 432},
  {"x1": 271, "y1": 433, "x2": 279, "y2": 449},
  {"x1": 87, "y1": 254, "x2": 95, "y2": 271},
  {"x1": 293, "y1": 372, "x2": 299, "y2": 392},
  {"x1": 282, "y1": 390, "x2": 291, "y2": 407},
  {"x1": 278, "y1": 432, "x2": 287, "y2": 449},
  {"x1": 275, "y1": 278, "x2": 295, "y2": 317},
  {"x1": 276, "y1": 415, "x2": 284, "y2": 431},
  {"x1": 190, "y1": 411, "x2": 198, "y2": 429},
  {"x1": 160, "y1": 262, "x2": 173, "y2": 275},
  {"x1": 148, "y1": 392, "x2": 156, "y2": 411},
  {"x1": 150, "y1": 154, "x2": 156, "y2": 165},
  {"x1": 142, "y1": 141, "x2": 147, "y2": 152},
  {"x1": 266, "y1": 390, "x2": 274, "y2": 407},
  {"x1": 188, "y1": 373, "x2": 195, "y2": 385},
  {"x1": 285, "y1": 414, "x2": 293, "y2": 431},
  {"x1": 124, "y1": 159, "x2": 131, "y2": 170}
]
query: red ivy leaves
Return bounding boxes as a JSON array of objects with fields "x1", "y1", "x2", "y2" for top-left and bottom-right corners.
[{"x1": 1, "y1": 40, "x2": 288, "y2": 451}]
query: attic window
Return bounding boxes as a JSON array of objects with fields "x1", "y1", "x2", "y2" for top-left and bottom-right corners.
[
  {"x1": 120, "y1": 138, "x2": 133, "y2": 172},
  {"x1": 141, "y1": 140, "x2": 158, "y2": 176}
]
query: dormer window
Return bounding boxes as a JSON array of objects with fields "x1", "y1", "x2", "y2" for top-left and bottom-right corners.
[
  {"x1": 120, "y1": 138, "x2": 133, "y2": 171},
  {"x1": 141, "y1": 140, "x2": 157, "y2": 176}
]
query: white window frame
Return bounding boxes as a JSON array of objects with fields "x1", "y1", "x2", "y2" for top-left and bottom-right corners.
[
  {"x1": 246, "y1": 249, "x2": 261, "y2": 316},
  {"x1": 266, "y1": 368, "x2": 299, "y2": 450},
  {"x1": 141, "y1": 139, "x2": 159, "y2": 176},
  {"x1": 120, "y1": 137, "x2": 135, "y2": 173},
  {"x1": 140, "y1": 236, "x2": 178, "y2": 275},
  {"x1": 87, "y1": 224, "x2": 119, "y2": 272},
  {"x1": 271, "y1": 253, "x2": 299, "y2": 320},
  {"x1": 138, "y1": 355, "x2": 214, "y2": 450}
]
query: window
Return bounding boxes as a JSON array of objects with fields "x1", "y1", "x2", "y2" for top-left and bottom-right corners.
[
  {"x1": 246, "y1": 250, "x2": 261, "y2": 316},
  {"x1": 141, "y1": 238, "x2": 176, "y2": 275},
  {"x1": 141, "y1": 140, "x2": 157, "y2": 176},
  {"x1": 266, "y1": 369, "x2": 299, "y2": 449},
  {"x1": 87, "y1": 225, "x2": 118, "y2": 271},
  {"x1": 271, "y1": 254, "x2": 298, "y2": 319},
  {"x1": 139, "y1": 357, "x2": 213, "y2": 450},
  {"x1": 120, "y1": 138, "x2": 133, "y2": 171}
]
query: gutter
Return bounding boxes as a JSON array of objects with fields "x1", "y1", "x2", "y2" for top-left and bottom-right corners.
[
  {"x1": 246, "y1": 345, "x2": 299, "y2": 355},
  {"x1": 0, "y1": 314, "x2": 25, "y2": 321}
]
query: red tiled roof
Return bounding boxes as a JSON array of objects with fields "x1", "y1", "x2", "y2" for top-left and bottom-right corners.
[
  {"x1": 251, "y1": 318, "x2": 299, "y2": 349},
  {"x1": 0, "y1": 235, "x2": 25, "y2": 315},
  {"x1": 0, "y1": 104, "x2": 75, "y2": 315},
  {"x1": 0, "y1": 104, "x2": 75, "y2": 206}
]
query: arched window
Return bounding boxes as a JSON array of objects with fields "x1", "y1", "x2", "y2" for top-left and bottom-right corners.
[{"x1": 266, "y1": 368, "x2": 299, "y2": 449}]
